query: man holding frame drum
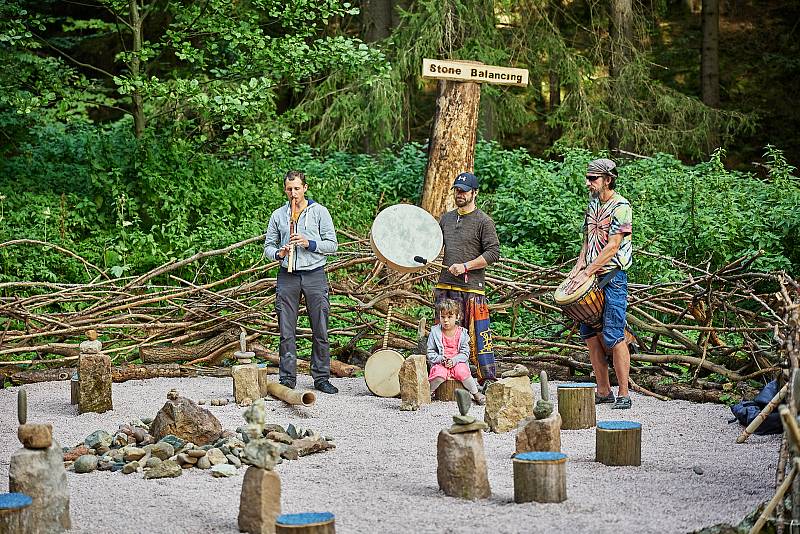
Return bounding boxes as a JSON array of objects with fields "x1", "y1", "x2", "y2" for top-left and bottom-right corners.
[
  {"x1": 435, "y1": 172, "x2": 501, "y2": 386},
  {"x1": 565, "y1": 159, "x2": 633, "y2": 410}
]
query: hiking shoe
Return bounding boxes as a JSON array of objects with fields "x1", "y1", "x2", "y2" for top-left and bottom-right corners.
[
  {"x1": 612, "y1": 395, "x2": 632, "y2": 410},
  {"x1": 314, "y1": 380, "x2": 339, "y2": 394},
  {"x1": 595, "y1": 392, "x2": 615, "y2": 405},
  {"x1": 279, "y1": 379, "x2": 296, "y2": 390}
]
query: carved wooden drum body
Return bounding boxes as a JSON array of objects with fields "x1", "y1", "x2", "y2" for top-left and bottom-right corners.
[
  {"x1": 370, "y1": 204, "x2": 443, "y2": 273},
  {"x1": 364, "y1": 349, "x2": 405, "y2": 398},
  {"x1": 553, "y1": 275, "x2": 605, "y2": 329}
]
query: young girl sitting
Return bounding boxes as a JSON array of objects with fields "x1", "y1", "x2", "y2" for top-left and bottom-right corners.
[{"x1": 427, "y1": 299, "x2": 486, "y2": 405}]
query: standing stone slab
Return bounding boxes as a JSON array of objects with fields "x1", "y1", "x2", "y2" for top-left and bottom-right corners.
[
  {"x1": 238, "y1": 466, "x2": 281, "y2": 534},
  {"x1": 483, "y1": 376, "x2": 534, "y2": 433},
  {"x1": 8, "y1": 440, "x2": 71, "y2": 533},
  {"x1": 515, "y1": 412, "x2": 562, "y2": 453},
  {"x1": 233, "y1": 364, "x2": 261, "y2": 405},
  {"x1": 436, "y1": 429, "x2": 491, "y2": 500},
  {"x1": 399, "y1": 354, "x2": 431, "y2": 410},
  {"x1": 78, "y1": 353, "x2": 113, "y2": 414}
]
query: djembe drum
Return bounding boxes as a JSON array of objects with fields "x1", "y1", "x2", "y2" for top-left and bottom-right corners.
[{"x1": 364, "y1": 204, "x2": 444, "y2": 397}]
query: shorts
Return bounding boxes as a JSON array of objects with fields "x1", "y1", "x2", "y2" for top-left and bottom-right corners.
[{"x1": 579, "y1": 270, "x2": 628, "y2": 349}]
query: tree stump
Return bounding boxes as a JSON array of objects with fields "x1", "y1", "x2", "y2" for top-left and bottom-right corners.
[
  {"x1": 275, "y1": 512, "x2": 335, "y2": 534},
  {"x1": 512, "y1": 451, "x2": 568, "y2": 503},
  {"x1": 0, "y1": 493, "x2": 32, "y2": 534},
  {"x1": 433, "y1": 379, "x2": 466, "y2": 401},
  {"x1": 596, "y1": 421, "x2": 641, "y2": 466},
  {"x1": 70, "y1": 373, "x2": 79, "y2": 405},
  {"x1": 557, "y1": 383, "x2": 596, "y2": 430}
]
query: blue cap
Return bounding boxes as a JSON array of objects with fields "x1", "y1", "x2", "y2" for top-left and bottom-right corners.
[{"x1": 452, "y1": 172, "x2": 479, "y2": 191}]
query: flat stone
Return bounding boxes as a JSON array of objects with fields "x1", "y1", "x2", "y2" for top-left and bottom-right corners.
[
  {"x1": 187, "y1": 449, "x2": 206, "y2": 458},
  {"x1": 79, "y1": 340, "x2": 102, "y2": 354},
  {"x1": 207, "y1": 448, "x2": 227, "y2": 465},
  {"x1": 122, "y1": 461, "x2": 140, "y2": 475},
  {"x1": 84, "y1": 430, "x2": 112, "y2": 450},
  {"x1": 265, "y1": 431, "x2": 293, "y2": 445},
  {"x1": 63, "y1": 445, "x2": 91, "y2": 462},
  {"x1": 238, "y1": 467, "x2": 281, "y2": 534},
  {"x1": 211, "y1": 464, "x2": 238, "y2": 478},
  {"x1": 453, "y1": 415, "x2": 476, "y2": 425},
  {"x1": 123, "y1": 447, "x2": 146, "y2": 462},
  {"x1": 501, "y1": 364, "x2": 530, "y2": 378},
  {"x1": 18, "y1": 424, "x2": 53, "y2": 449},
  {"x1": 143, "y1": 459, "x2": 182, "y2": 479},
  {"x1": 449, "y1": 421, "x2": 489, "y2": 434}
]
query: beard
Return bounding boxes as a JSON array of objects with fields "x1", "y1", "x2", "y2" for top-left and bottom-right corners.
[{"x1": 454, "y1": 191, "x2": 474, "y2": 207}]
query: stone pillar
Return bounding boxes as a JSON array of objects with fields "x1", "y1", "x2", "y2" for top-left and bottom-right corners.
[
  {"x1": 483, "y1": 376, "x2": 534, "y2": 433},
  {"x1": 436, "y1": 428, "x2": 491, "y2": 500},
  {"x1": 515, "y1": 412, "x2": 562, "y2": 453},
  {"x1": 78, "y1": 334, "x2": 113, "y2": 414},
  {"x1": 238, "y1": 466, "x2": 281, "y2": 534},
  {"x1": 399, "y1": 354, "x2": 431, "y2": 410},
  {"x1": 9, "y1": 442, "x2": 71, "y2": 532},
  {"x1": 233, "y1": 364, "x2": 261, "y2": 405}
]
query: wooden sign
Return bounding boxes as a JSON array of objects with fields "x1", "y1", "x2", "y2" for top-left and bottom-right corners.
[{"x1": 422, "y1": 58, "x2": 528, "y2": 87}]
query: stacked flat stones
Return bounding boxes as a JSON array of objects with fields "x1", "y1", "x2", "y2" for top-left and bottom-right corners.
[
  {"x1": 77, "y1": 329, "x2": 113, "y2": 414},
  {"x1": 8, "y1": 388, "x2": 71, "y2": 533},
  {"x1": 516, "y1": 371, "x2": 562, "y2": 454}
]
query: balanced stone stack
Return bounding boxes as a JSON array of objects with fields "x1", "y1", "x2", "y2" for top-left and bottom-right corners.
[
  {"x1": 484, "y1": 372, "x2": 534, "y2": 433},
  {"x1": 516, "y1": 371, "x2": 562, "y2": 453},
  {"x1": 399, "y1": 354, "x2": 431, "y2": 411},
  {"x1": 78, "y1": 329, "x2": 113, "y2": 414},
  {"x1": 437, "y1": 390, "x2": 491, "y2": 500},
  {"x1": 8, "y1": 388, "x2": 72, "y2": 533},
  {"x1": 239, "y1": 399, "x2": 282, "y2": 534},
  {"x1": 233, "y1": 329, "x2": 261, "y2": 405}
]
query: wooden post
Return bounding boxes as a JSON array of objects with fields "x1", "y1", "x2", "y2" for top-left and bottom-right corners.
[
  {"x1": 420, "y1": 76, "x2": 481, "y2": 216},
  {"x1": 512, "y1": 451, "x2": 568, "y2": 503},
  {"x1": 736, "y1": 383, "x2": 787, "y2": 443},
  {"x1": 596, "y1": 421, "x2": 641, "y2": 466},
  {"x1": 557, "y1": 383, "x2": 596, "y2": 430},
  {"x1": 434, "y1": 379, "x2": 466, "y2": 402},
  {"x1": 275, "y1": 512, "x2": 336, "y2": 534},
  {"x1": 70, "y1": 373, "x2": 79, "y2": 405},
  {"x1": 0, "y1": 493, "x2": 32, "y2": 534}
]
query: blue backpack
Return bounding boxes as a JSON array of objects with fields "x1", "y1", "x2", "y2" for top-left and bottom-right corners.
[{"x1": 730, "y1": 380, "x2": 783, "y2": 435}]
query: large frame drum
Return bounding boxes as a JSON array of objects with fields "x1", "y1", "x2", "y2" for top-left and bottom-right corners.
[
  {"x1": 364, "y1": 349, "x2": 405, "y2": 397},
  {"x1": 370, "y1": 204, "x2": 443, "y2": 273}
]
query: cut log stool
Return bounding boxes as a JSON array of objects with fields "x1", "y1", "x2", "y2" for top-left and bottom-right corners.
[
  {"x1": 557, "y1": 383, "x2": 596, "y2": 430},
  {"x1": 433, "y1": 379, "x2": 466, "y2": 401},
  {"x1": 512, "y1": 451, "x2": 567, "y2": 503},
  {"x1": 596, "y1": 421, "x2": 641, "y2": 466},
  {"x1": 275, "y1": 512, "x2": 335, "y2": 534},
  {"x1": 0, "y1": 493, "x2": 32, "y2": 534}
]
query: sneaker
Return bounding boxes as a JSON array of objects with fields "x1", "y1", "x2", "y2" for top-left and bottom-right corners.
[
  {"x1": 472, "y1": 393, "x2": 486, "y2": 406},
  {"x1": 279, "y1": 379, "x2": 296, "y2": 390},
  {"x1": 612, "y1": 395, "x2": 632, "y2": 410},
  {"x1": 314, "y1": 380, "x2": 339, "y2": 394},
  {"x1": 595, "y1": 392, "x2": 615, "y2": 405}
]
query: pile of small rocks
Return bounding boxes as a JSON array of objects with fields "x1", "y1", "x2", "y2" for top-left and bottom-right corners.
[{"x1": 63, "y1": 415, "x2": 334, "y2": 480}]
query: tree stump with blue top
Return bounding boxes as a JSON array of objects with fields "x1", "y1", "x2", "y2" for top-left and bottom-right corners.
[
  {"x1": 557, "y1": 382, "x2": 596, "y2": 430},
  {"x1": 512, "y1": 451, "x2": 567, "y2": 503},
  {"x1": 0, "y1": 493, "x2": 33, "y2": 534},
  {"x1": 275, "y1": 512, "x2": 335, "y2": 534},
  {"x1": 596, "y1": 421, "x2": 641, "y2": 466}
]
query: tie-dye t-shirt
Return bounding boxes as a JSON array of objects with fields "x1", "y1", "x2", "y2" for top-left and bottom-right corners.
[{"x1": 583, "y1": 192, "x2": 633, "y2": 273}]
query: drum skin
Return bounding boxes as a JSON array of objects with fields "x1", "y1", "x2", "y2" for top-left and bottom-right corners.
[
  {"x1": 553, "y1": 275, "x2": 604, "y2": 329},
  {"x1": 364, "y1": 349, "x2": 405, "y2": 397},
  {"x1": 370, "y1": 204, "x2": 443, "y2": 273}
]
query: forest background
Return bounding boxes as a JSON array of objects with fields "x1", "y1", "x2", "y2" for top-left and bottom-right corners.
[{"x1": 1, "y1": 0, "x2": 799, "y2": 374}]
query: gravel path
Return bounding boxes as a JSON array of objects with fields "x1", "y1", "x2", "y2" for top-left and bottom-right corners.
[{"x1": 0, "y1": 376, "x2": 780, "y2": 534}]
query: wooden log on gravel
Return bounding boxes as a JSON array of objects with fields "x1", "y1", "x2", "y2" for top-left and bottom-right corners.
[
  {"x1": 10, "y1": 364, "x2": 195, "y2": 385},
  {"x1": 557, "y1": 383, "x2": 596, "y2": 430},
  {"x1": 251, "y1": 342, "x2": 359, "y2": 378},
  {"x1": 512, "y1": 451, "x2": 568, "y2": 503},
  {"x1": 595, "y1": 421, "x2": 642, "y2": 466}
]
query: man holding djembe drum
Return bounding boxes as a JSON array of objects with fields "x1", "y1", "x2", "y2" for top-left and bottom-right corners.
[{"x1": 563, "y1": 159, "x2": 633, "y2": 410}]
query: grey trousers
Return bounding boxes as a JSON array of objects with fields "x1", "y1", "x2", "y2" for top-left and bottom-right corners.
[{"x1": 275, "y1": 267, "x2": 331, "y2": 384}]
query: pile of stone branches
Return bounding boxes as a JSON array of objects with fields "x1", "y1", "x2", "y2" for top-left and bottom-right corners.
[{"x1": 1, "y1": 234, "x2": 797, "y2": 402}]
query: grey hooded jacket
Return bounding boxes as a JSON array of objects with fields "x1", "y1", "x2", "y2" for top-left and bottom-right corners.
[
  {"x1": 426, "y1": 324, "x2": 470, "y2": 366},
  {"x1": 264, "y1": 200, "x2": 338, "y2": 271}
]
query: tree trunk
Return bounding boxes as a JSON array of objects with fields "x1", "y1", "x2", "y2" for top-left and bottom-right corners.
[
  {"x1": 140, "y1": 328, "x2": 239, "y2": 363},
  {"x1": 362, "y1": 0, "x2": 393, "y2": 42},
  {"x1": 129, "y1": 0, "x2": 146, "y2": 138},
  {"x1": 421, "y1": 78, "x2": 481, "y2": 217},
  {"x1": 8, "y1": 364, "x2": 196, "y2": 385},
  {"x1": 609, "y1": 0, "x2": 633, "y2": 152},
  {"x1": 547, "y1": 0, "x2": 563, "y2": 145},
  {"x1": 701, "y1": 0, "x2": 720, "y2": 150}
]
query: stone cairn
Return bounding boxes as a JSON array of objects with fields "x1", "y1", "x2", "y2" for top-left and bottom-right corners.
[
  {"x1": 77, "y1": 329, "x2": 113, "y2": 414},
  {"x1": 61, "y1": 389, "x2": 335, "y2": 481},
  {"x1": 8, "y1": 388, "x2": 72, "y2": 533},
  {"x1": 436, "y1": 389, "x2": 491, "y2": 500},
  {"x1": 238, "y1": 399, "x2": 283, "y2": 534},
  {"x1": 516, "y1": 370, "x2": 563, "y2": 454},
  {"x1": 484, "y1": 364, "x2": 534, "y2": 433},
  {"x1": 399, "y1": 354, "x2": 431, "y2": 411},
  {"x1": 233, "y1": 328, "x2": 261, "y2": 405}
]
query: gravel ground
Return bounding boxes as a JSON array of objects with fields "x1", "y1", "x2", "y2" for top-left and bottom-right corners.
[{"x1": 0, "y1": 376, "x2": 780, "y2": 534}]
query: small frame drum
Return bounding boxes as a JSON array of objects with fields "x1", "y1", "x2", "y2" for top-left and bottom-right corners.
[
  {"x1": 553, "y1": 275, "x2": 605, "y2": 329},
  {"x1": 364, "y1": 349, "x2": 405, "y2": 397},
  {"x1": 370, "y1": 204, "x2": 443, "y2": 273}
]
